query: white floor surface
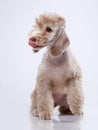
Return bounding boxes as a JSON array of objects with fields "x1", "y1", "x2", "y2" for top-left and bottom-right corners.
[{"x1": 0, "y1": 87, "x2": 98, "y2": 130}]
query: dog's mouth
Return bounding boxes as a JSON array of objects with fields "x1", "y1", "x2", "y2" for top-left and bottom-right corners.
[
  {"x1": 28, "y1": 38, "x2": 47, "y2": 52},
  {"x1": 28, "y1": 38, "x2": 41, "y2": 48}
]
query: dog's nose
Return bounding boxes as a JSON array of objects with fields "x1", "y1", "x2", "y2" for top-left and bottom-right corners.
[
  {"x1": 30, "y1": 37, "x2": 36, "y2": 42},
  {"x1": 28, "y1": 37, "x2": 38, "y2": 48}
]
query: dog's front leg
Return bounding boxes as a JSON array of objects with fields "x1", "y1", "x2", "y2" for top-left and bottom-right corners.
[
  {"x1": 30, "y1": 88, "x2": 39, "y2": 116},
  {"x1": 37, "y1": 83, "x2": 54, "y2": 120}
]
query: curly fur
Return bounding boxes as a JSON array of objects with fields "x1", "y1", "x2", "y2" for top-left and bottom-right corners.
[{"x1": 28, "y1": 13, "x2": 84, "y2": 120}]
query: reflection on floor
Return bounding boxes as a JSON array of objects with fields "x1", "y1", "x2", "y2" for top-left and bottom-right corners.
[
  {"x1": 30, "y1": 106, "x2": 98, "y2": 130},
  {"x1": 30, "y1": 115, "x2": 82, "y2": 130}
]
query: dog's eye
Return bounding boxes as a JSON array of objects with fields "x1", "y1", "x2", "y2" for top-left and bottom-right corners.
[{"x1": 46, "y1": 27, "x2": 53, "y2": 32}]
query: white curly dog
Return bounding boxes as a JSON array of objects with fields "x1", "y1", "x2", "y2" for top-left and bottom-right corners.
[{"x1": 28, "y1": 13, "x2": 84, "y2": 120}]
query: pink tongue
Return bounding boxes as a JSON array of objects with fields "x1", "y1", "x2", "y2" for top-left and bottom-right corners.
[{"x1": 28, "y1": 40, "x2": 38, "y2": 48}]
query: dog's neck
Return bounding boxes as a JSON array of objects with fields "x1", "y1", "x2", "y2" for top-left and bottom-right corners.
[
  {"x1": 47, "y1": 28, "x2": 69, "y2": 65},
  {"x1": 47, "y1": 50, "x2": 68, "y2": 65}
]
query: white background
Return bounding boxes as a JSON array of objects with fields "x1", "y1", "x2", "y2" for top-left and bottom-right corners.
[{"x1": 0, "y1": 0, "x2": 98, "y2": 130}]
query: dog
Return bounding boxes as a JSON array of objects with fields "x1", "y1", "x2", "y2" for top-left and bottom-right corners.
[{"x1": 28, "y1": 13, "x2": 84, "y2": 120}]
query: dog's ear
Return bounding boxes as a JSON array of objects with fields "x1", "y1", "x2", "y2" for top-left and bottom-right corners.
[
  {"x1": 63, "y1": 34, "x2": 70, "y2": 49},
  {"x1": 49, "y1": 29, "x2": 70, "y2": 56}
]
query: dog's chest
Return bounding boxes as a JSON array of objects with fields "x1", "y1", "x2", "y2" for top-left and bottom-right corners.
[
  {"x1": 50, "y1": 63, "x2": 68, "y2": 80},
  {"x1": 49, "y1": 64, "x2": 69, "y2": 93},
  {"x1": 51, "y1": 67, "x2": 65, "y2": 82}
]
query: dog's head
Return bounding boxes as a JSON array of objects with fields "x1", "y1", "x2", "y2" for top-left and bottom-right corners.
[{"x1": 28, "y1": 13, "x2": 65, "y2": 53}]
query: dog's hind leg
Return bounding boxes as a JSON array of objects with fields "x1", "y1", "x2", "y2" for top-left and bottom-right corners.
[{"x1": 67, "y1": 79, "x2": 84, "y2": 115}]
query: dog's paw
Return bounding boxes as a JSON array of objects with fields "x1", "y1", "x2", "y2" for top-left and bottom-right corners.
[
  {"x1": 31, "y1": 109, "x2": 39, "y2": 116},
  {"x1": 72, "y1": 110, "x2": 84, "y2": 115},
  {"x1": 39, "y1": 112, "x2": 52, "y2": 120}
]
